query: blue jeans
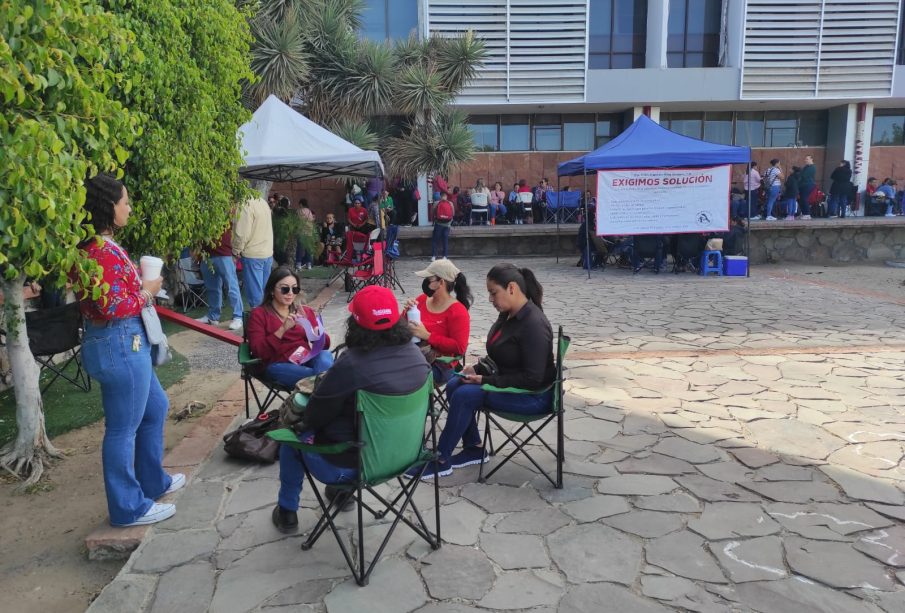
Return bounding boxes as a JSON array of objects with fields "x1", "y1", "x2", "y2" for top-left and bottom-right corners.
[
  {"x1": 432, "y1": 224, "x2": 450, "y2": 258},
  {"x1": 81, "y1": 317, "x2": 171, "y2": 525},
  {"x1": 264, "y1": 351, "x2": 334, "y2": 388},
  {"x1": 295, "y1": 238, "x2": 312, "y2": 268},
  {"x1": 490, "y1": 203, "x2": 507, "y2": 221},
  {"x1": 799, "y1": 184, "x2": 815, "y2": 216},
  {"x1": 437, "y1": 376, "x2": 553, "y2": 461},
  {"x1": 765, "y1": 185, "x2": 781, "y2": 217},
  {"x1": 828, "y1": 193, "x2": 848, "y2": 217},
  {"x1": 278, "y1": 431, "x2": 358, "y2": 511},
  {"x1": 241, "y1": 256, "x2": 272, "y2": 308},
  {"x1": 782, "y1": 197, "x2": 797, "y2": 217},
  {"x1": 199, "y1": 255, "x2": 243, "y2": 322},
  {"x1": 431, "y1": 362, "x2": 454, "y2": 385}
]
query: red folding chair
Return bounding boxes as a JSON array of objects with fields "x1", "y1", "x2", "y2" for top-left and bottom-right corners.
[
  {"x1": 327, "y1": 230, "x2": 374, "y2": 291},
  {"x1": 348, "y1": 241, "x2": 387, "y2": 300}
]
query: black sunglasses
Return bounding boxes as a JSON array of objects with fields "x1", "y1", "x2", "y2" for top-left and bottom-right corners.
[{"x1": 278, "y1": 286, "x2": 301, "y2": 295}]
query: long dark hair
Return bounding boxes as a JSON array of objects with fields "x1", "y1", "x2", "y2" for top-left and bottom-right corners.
[
  {"x1": 82, "y1": 173, "x2": 124, "y2": 236},
  {"x1": 344, "y1": 316, "x2": 412, "y2": 351},
  {"x1": 263, "y1": 266, "x2": 302, "y2": 304},
  {"x1": 444, "y1": 273, "x2": 473, "y2": 309},
  {"x1": 486, "y1": 263, "x2": 544, "y2": 309}
]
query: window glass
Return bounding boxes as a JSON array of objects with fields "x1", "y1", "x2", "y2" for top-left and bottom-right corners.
[
  {"x1": 797, "y1": 111, "x2": 827, "y2": 147},
  {"x1": 703, "y1": 111, "x2": 732, "y2": 144},
  {"x1": 387, "y1": 0, "x2": 418, "y2": 41},
  {"x1": 595, "y1": 115, "x2": 623, "y2": 147},
  {"x1": 735, "y1": 111, "x2": 764, "y2": 147},
  {"x1": 664, "y1": 112, "x2": 703, "y2": 139},
  {"x1": 589, "y1": 0, "x2": 646, "y2": 70},
  {"x1": 533, "y1": 114, "x2": 562, "y2": 151},
  {"x1": 872, "y1": 112, "x2": 905, "y2": 146},
  {"x1": 563, "y1": 114, "x2": 595, "y2": 150},
  {"x1": 360, "y1": 0, "x2": 388, "y2": 42},
  {"x1": 468, "y1": 117, "x2": 499, "y2": 152},
  {"x1": 765, "y1": 112, "x2": 797, "y2": 147},
  {"x1": 667, "y1": 0, "x2": 720, "y2": 67},
  {"x1": 500, "y1": 115, "x2": 530, "y2": 151}
]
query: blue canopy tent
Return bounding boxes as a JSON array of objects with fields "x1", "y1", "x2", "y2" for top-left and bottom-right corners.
[{"x1": 556, "y1": 114, "x2": 752, "y2": 276}]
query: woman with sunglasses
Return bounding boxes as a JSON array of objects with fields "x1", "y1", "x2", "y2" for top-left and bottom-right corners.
[{"x1": 247, "y1": 267, "x2": 334, "y2": 387}]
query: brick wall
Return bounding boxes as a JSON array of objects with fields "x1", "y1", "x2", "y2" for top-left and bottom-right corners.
[
  {"x1": 269, "y1": 178, "x2": 347, "y2": 220},
  {"x1": 448, "y1": 152, "x2": 597, "y2": 194},
  {"x1": 868, "y1": 146, "x2": 905, "y2": 184}
]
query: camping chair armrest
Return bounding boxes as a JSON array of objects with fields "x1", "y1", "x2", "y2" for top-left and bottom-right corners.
[
  {"x1": 267, "y1": 428, "x2": 359, "y2": 455},
  {"x1": 480, "y1": 382, "x2": 554, "y2": 395},
  {"x1": 435, "y1": 354, "x2": 465, "y2": 371}
]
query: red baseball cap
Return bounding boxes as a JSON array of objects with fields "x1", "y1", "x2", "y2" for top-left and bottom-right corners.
[{"x1": 348, "y1": 286, "x2": 399, "y2": 331}]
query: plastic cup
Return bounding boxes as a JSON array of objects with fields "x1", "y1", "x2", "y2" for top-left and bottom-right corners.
[{"x1": 140, "y1": 255, "x2": 163, "y2": 280}]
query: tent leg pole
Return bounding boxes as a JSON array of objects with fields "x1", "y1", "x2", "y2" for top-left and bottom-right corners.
[
  {"x1": 584, "y1": 166, "x2": 590, "y2": 280},
  {"x1": 746, "y1": 162, "x2": 751, "y2": 278},
  {"x1": 556, "y1": 176, "x2": 561, "y2": 263}
]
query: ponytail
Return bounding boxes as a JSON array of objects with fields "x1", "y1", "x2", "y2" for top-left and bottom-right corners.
[
  {"x1": 451, "y1": 272, "x2": 473, "y2": 309},
  {"x1": 519, "y1": 267, "x2": 543, "y2": 309}
]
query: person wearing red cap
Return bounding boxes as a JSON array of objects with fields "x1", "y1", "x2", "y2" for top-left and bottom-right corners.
[{"x1": 272, "y1": 285, "x2": 431, "y2": 533}]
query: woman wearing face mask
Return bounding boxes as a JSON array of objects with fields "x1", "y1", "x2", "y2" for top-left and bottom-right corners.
[
  {"x1": 414, "y1": 263, "x2": 554, "y2": 480},
  {"x1": 247, "y1": 267, "x2": 334, "y2": 388},
  {"x1": 403, "y1": 259, "x2": 472, "y2": 385}
]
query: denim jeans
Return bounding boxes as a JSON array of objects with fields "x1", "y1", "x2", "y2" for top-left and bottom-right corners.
[
  {"x1": 489, "y1": 203, "x2": 507, "y2": 221},
  {"x1": 81, "y1": 317, "x2": 171, "y2": 525},
  {"x1": 437, "y1": 377, "x2": 553, "y2": 461},
  {"x1": 765, "y1": 185, "x2": 781, "y2": 217},
  {"x1": 278, "y1": 431, "x2": 358, "y2": 511},
  {"x1": 745, "y1": 190, "x2": 760, "y2": 217},
  {"x1": 295, "y1": 238, "x2": 312, "y2": 267},
  {"x1": 199, "y1": 255, "x2": 244, "y2": 322},
  {"x1": 828, "y1": 193, "x2": 848, "y2": 217},
  {"x1": 241, "y1": 256, "x2": 273, "y2": 307},
  {"x1": 264, "y1": 351, "x2": 334, "y2": 388},
  {"x1": 782, "y1": 197, "x2": 797, "y2": 217},
  {"x1": 431, "y1": 362, "x2": 454, "y2": 386},
  {"x1": 432, "y1": 224, "x2": 450, "y2": 258}
]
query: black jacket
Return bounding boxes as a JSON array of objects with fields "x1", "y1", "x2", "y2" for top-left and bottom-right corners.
[
  {"x1": 830, "y1": 166, "x2": 852, "y2": 195},
  {"x1": 476, "y1": 301, "x2": 555, "y2": 391}
]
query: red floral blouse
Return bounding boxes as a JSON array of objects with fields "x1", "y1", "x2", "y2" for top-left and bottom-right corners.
[{"x1": 78, "y1": 237, "x2": 145, "y2": 321}]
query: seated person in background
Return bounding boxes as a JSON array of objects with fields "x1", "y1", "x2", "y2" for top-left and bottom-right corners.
[
  {"x1": 347, "y1": 195, "x2": 370, "y2": 231},
  {"x1": 508, "y1": 182, "x2": 523, "y2": 224},
  {"x1": 272, "y1": 286, "x2": 430, "y2": 532},
  {"x1": 457, "y1": 188, "x2": 472, "y2": 224},
  {"x1": 729, "y1": 187, "x2": 746, "y2": 219},
  {"x1": 417, "y1": 264, "x2": 555, "y2": 480},
  {"x1": 404, "y1": 259, "x2": 472, "y2": 384},
  {"x1": 247, "y1": 267, "x2": 334, "y2": 388},
  {"x1": 378, "y1": 188, "x2": 395, "y2": 227},
  {"x1": 489, "y1": 182, "x2": 508, "y2": 224},
  {"x1": 320, "y1": 212, "x2": 346, "y2": 263},
  {"x1": 876, "y1": 178, "x2": 897, "y2": 217},
  {"x1": 631, "y1": 235, "x2": 664, "y2": 274},
  {"x1": 866, "y1": 177, "x2": 879, "y2": 196},
  {"x1": 722, "y1": 217, "x2": 747, "y2": 256}
]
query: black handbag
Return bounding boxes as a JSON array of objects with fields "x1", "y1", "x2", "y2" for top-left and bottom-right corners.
[{"x1": 223, "y1": 411, "x2": 281, "y2": 463}]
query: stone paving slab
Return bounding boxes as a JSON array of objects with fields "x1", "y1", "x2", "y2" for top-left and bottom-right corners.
[{"x1": 88, "y1": 259, "x2": 905, "y2": 612}]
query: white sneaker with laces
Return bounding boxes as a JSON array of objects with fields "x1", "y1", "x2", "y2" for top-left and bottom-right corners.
[
  {"x1": 164, "y1": 473, "x2": 186, "y2": 495},
  {"x1": 116, "y1": 503, "x2": 175, "y2": 527},
  {"x1": 228, "y1": 319, "x2": 243, "y2": 331},
  {"x1": 194, "y1": 315, "x2": 211, "y2": 325},
  {"x1": 766, "y1": 216, "x2": 777, "y2": 221},
  {"x1": 431, "y1": 256, "x2": 437, "y2": 262},
  {"x1": 801, "y1": 215, "x2": 812, "y2": 220},
  {"x1": 749, "y1": 215, "x2": 761, "y2": 221},
  {"x1": 885, "y1": 213, "x2": 896, "y2": 217}
]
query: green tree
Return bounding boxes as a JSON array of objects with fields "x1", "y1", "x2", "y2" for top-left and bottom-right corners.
[
  {"x1": 0, "y1": 0, "x2": 140, "y2": 485},
  {"x1": 246, "y1": 0, "x2": 486, "y2": 178}
]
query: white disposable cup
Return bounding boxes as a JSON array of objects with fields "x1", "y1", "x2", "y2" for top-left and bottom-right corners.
[{"x1": 140, "y1": 255, "x2": 164, "y2": 280}]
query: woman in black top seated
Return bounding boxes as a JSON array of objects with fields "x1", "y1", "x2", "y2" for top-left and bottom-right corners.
[
  {"x1": 418, "y1": 264, "x2": 555, "y2": 480},
  {"x1": 272, "y1": 285, "x2": 430, "y2": 533}
]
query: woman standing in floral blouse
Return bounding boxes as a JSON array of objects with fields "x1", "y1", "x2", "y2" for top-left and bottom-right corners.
[{"x1": 76, "y1": 174, "x2": 183, "y2": 527}]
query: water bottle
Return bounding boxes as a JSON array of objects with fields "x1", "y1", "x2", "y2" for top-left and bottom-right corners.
[{"x1": 407, "y1": 305, "x2": 421, "y2": 343}]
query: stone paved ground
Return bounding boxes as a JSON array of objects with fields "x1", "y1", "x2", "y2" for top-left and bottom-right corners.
[{"x1": 88, "y1": 259, "x2": 905, "y2": 613}]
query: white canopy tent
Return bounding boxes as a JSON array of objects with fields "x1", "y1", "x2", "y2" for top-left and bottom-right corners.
[{"x1": 238, "y1": 95, "x2": 384, "y2": 182}]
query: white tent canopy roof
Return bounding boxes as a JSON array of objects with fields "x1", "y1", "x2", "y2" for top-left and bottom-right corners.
[{"x1": 238, "y1": 95, "x2": 384, "y2": 182}]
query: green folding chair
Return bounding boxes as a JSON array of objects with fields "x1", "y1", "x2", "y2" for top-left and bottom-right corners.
[
  {"x1": 267, "y1": 374, "x2": 441, "y2": 586},
  {"x1": 238, "y1": 311, "x2": 292, "y2": 418},
  {"x1": 478, "y1": 326, "x2": 570, "y2": 488}
]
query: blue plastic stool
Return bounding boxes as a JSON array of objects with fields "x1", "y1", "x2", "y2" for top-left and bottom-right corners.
[{"x1": 700, "y1": 250, "x2": 723, "y2": 276}]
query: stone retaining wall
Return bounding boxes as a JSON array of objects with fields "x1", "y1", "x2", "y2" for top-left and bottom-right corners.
[{"x1": 747, "y1": 222, "x2": 905, "y2": 264}]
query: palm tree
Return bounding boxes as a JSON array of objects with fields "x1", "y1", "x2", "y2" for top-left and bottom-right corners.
[{"x1": 246, "y1": 0, "x2": 486, "y2": 177}]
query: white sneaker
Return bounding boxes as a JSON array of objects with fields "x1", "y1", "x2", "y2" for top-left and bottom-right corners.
[
  {"x1": 766, "y1": 216, "x2": 777, "y2": 221},
  {"x1": 801, "y1": 215, "x2": 812, "y2": 220},
  {"x1": 164, "y1": 473, "x2": 186, "y2": 495},
  {"x1": 749, "y1": 216, "x2": 761, "y2": 221},
  {"x1": 116, "y1": 503, "x2": 175, "y2": 527},
  {"x1": 431, "y1": 256, "x2": 437, "y2": 262},
  {"x1": 228, "y1": 319, "x2": 243, "y2": 331},
  {"x1": 885, "y1": 213, "x2": 896, "y2": 217},
  {"x1": 194, "y1": 315, "x2": 211, "y2": 325}
]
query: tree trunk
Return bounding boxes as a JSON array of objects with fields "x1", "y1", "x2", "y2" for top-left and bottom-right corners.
[{"x1": 0, "y1": 275, "x2": 61, "y2": 487}]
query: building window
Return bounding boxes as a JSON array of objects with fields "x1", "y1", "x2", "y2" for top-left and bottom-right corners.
[
  {"x1": 703, "y1": 111, "x2": 733, "y2": 144},
  {"x1": 658, "y1": 110, "x2": 827, "y2": 147},
  {"x1": 468, "y1": 116, "x2": 499, "y2": 152},
  {"x1": 533, "y1": 114, "x2": 562, "y2": 151},
  {"x1": 360, "y1": 0, "x2": 418, "y2": 42},
  {"x1": 501, "y1": 115, "x2": 530, "y2": 151},
  {"x1": 764, "y1": 112, "x2": 798, "y2": 147},
  {"x1": 589, "y1": 0, "x2": 648, "y2": 69},
  {"x1": 662, "y1": 112, "x2": 703, "y2": 139},
  {"x1": 872, "y1": 110, "x2": 905, "y2": 146},
  {"x1": 667, "y1": 0, "x2": 721, "y2": 68},
  {"x1": 563, "y1": 114, "x2": 596, "y2": 150},
  {"x1": 734, "y1": 111, "x2": 765, "y2": 148},
  {"x1": 596, "y1": 115, "x2": 623, "y2": 147}
]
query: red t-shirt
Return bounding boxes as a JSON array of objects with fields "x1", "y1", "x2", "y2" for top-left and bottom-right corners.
[
  {"x1": 412, "y1": 294, "x2": 469, "y2": 357},
  {"x1": 247, "y1": 304, "x2": 331, "y2": 365},
  {"x1": 435, "y1": 200, "x2": 454, "y2": 223},
  {"x1": 348, "y1": 206, "x2": 368, "y2": 228}
]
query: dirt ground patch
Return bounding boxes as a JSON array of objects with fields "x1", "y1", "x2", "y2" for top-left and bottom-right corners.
[{"x1": 0, "y1": 328, "x2": 240, "y2": 613}]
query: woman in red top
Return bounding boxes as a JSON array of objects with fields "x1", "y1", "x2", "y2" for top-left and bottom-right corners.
[
  {"x1": 404, "y1": 258, "x2": 472, "y2": 384},
  {"x1": 77, "y1": 174, "x2": 182, "y2": 527},
  {"x1": 247, "y1": 267, "x2": 334, "y2": 388}
]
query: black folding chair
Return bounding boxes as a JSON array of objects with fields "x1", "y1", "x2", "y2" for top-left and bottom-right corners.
[
  {"x1": 238, "y1": 311, "x2": 292, "y2": 417},
  {"x1": 176, "y1": 257, "x2": 208, "y2": 313},
  {"x1": 673, "y1": 234, "x2": 705, "y2": 274},
  {"x1": 632, "y1": 234, "x2": 663, "y2": 274},
  {"x1": 478, "y1": 326, "x2": 570, "y2": 488},
  {"x1": 24, "y1": 303, "x2": 91, "y2": 394}
]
